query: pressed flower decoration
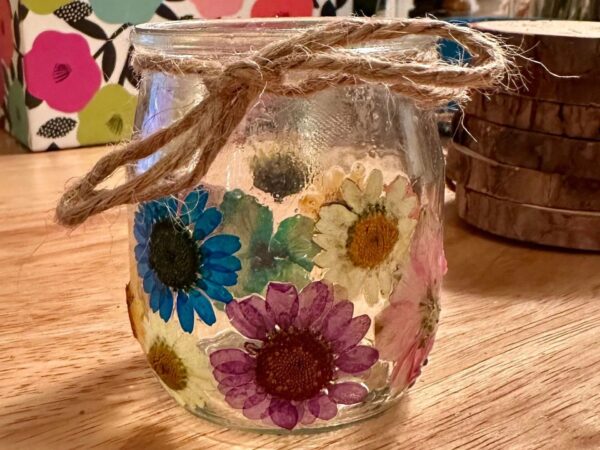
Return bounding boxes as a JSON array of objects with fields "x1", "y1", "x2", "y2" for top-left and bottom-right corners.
[
  {"x1": 142, "y1": 311, "x2": 215, "y2": 408},
  {"x1": 299, "y1": 162, "x2": 367, "y2": 219},
  {"x1": 134, "y1": 188, "x2": 241, "y2": 333},
  {"x1": 313, "y1": 169, "x2": 419, "y2": 305},
  {"x1": 375, "y1": 211, "x2": 446, "y2": 391},
  {"x1": 220, "y1": 190, "x2": 319, "y2": 297},
  {"x1": 210, "y1": 281, "x2": 378, "y2": 430},
  {"x1": 251, "y1": 144, "x2": 311, "y2": 202}
]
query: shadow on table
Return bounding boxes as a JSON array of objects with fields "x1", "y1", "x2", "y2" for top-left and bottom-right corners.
[
  {"x1": 2, "y1": 352, "x2": 411, "y2": 450},
  {"x1": 442, "y1": 197, "x2": 600, "y2": 299}
]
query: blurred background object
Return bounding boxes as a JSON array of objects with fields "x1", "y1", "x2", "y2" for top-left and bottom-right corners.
[
  {"x1": 447, "y1": 20, "x2": 600, "y2": 250},
  {"x1": 530, "y1": 0, "x2": 600, "y2": 21}
]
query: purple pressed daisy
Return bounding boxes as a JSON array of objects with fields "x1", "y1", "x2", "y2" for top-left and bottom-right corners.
[{"x1": 210, "y1": 281, "x2": 379, "y2": 430}]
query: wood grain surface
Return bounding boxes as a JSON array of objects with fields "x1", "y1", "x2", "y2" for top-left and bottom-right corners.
[
  {"x1": 447, "y1": 143, "x2": 600, "y2": 211},
  {"x1": 471, "y1": 20, "x2": 600, "y2": 106},
  {"x1": 464, "y1": 92, "x2": 600, "y2": 140},
  {"x1": 1, "y1": 143, "x2": 600, "y2": 449},
  {"x1": 455, "y1": 115, "x2": 600, "y2": 180}
]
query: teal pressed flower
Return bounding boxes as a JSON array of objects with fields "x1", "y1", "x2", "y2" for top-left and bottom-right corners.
[
  {"x1": 220, "y1": 190, "x2": 320, "y2": 297},
  {"x1": 134, "y1": 188, "x2": 241, "y2": 333}
]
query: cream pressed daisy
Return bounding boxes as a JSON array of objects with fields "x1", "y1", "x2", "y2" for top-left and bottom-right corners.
[
  {"x1": 313, "y1": 169, "x2": 418, "y2": 305},
  {"x1": 298, "y1": 162, "x2": 367, "y2": 219},
  {"x1": 141, "y1": 312, "x2": 215, "y2": 409}
]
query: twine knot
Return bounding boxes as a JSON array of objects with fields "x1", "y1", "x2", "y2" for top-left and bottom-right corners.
[{"x1": 56, "y1": 18, "x2": 514, "y2": 227}]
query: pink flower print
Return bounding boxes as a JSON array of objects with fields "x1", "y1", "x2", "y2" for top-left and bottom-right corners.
[
  {"x1": 251, "y1": 0, "x2": 313, "y2": 18},
  {"x1": 24, "y1": 31, "x2": 101, "y2": 113},
  {"x1": 191, "y1": 0, "x2": 244, "y2": 18}
]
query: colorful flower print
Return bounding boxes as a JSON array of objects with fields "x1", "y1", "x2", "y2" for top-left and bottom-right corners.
[
  {"x1": 191, "y1": 0, "x2": 244, "y2": 18},
  {"x1": 210, "y1": 281, "x2": 378, "y2": 430},
  {"x1": 77, "y1": 84, "x2": 136, "y2": 146},
  {"x1": 251, "y1": 0, "x2": 313, "y2": 17},
  {"x1": 219, "y1": 190, "x2": 320, "y2": 298},
  {"x1": 0, "y1": 0, "x2": 13, "y2": 64},
  {"x1": 90, "y1": 0, "x2": 162, "y2": 24},
  {"x1": 7, "y1": 81, "x2": 29, "y2": 146},
  {"x1": 299, "y1": 162, "x2": 367, "y2": 219},
  {"x1": 141, "y1": 311, "x2": 215, "y2": 408},
  {"x1": 22, "y1": 0, "x2": 73, "y2": 15},
  {"x1": 134, "y1": 188, "x2": 241, "y2": 333},
  {"x1": 313, "y1": 169, "x2": 419, "y2": 305},
  {"x1": 24, "y1": 31, "x2": 100, "y2": 113},
  {"x1": 375, "y1": 211, "x2": 446, "y2": 391}
]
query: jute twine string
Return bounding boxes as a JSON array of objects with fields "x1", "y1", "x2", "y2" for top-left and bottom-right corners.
[{"x1": 56, "y1": 18, "x2": 512, "y2": 227}]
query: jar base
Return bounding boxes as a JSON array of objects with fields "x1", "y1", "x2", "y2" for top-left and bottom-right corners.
[{"x1": 184, "y1": 390, "x2": 404, "y2": 435}]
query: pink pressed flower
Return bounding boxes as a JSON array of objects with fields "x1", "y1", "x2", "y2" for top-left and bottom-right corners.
[
  {"x1": 24, "y1": 31, "x2": 101, "y2": 113},
  {"x1": 375, "y1": 212, "x2": 446, "y2": 391},
  {"x1": 210, "y1": 281, "x2": 378, "y2": 430},
  {"x1": 251, "y1": 0, "x2": 313, "y2": 18},
  {"x1": 191, "y1": 0, "x2": 244, "y2": 18}
]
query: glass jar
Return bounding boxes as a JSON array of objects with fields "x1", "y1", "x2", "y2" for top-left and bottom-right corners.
[{"x1": 127, "y1": 18, "x2": 446, "y2": 433}]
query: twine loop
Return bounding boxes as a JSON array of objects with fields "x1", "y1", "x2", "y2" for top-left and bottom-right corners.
[{"x1": 56, "y1": 18, "x2": 514, "y2": 227}]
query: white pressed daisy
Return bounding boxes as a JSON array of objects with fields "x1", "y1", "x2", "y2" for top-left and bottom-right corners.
[
  {"x1": 313, "y1": 169, "x2": 418, "y2": 305},
  {"x1": 298, "y1": 162, "x2": 367, "y2": 218},
  {"x1": 141, "y1": 312, "x2": 215, "y2": 409}
]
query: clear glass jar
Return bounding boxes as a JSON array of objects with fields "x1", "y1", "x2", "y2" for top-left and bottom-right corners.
[{"x1": 127, "y1": 18, "x2": 446, "y2": 433}]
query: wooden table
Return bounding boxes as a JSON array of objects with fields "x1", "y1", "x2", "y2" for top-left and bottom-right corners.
[{"x1": 1, "y1": 144, "x2": 599, "y2": 450}]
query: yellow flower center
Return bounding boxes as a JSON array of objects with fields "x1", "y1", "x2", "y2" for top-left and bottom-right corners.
[
  {"x1": 346, "y1": 210, "x2": 399, "y2": 269},
  {"x1": 147, "y1": 339, "x2": 188, "y2": 391}
]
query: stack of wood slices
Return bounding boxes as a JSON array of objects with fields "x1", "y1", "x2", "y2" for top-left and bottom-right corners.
[{"x1": 448, "y1": 20, "x2": 600, "y2": 251}]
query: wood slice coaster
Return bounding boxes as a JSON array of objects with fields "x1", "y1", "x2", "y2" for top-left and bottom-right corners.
[
  {"x1": 454, "y1": 115, "x2": 600, "y2": 180},
  {"x1": 447, "y1": 143, "x2": 600, "y2": 211},
  {"x1": 464, "y1": 92, "x2": 600, "y2": 141},
  {"x1": 471, "y1": 20, "x2": 600, "y2": 106},
  {"x1": 455, "y1": 184, "x2": 600, "y2": 251}
]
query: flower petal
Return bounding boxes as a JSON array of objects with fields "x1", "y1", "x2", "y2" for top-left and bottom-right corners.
[
  {"x1": 199, "y1": 279, "x2": 233, "y2": 303},
  {"x1": 312, "y1": 232, "x2": 345, "y2": 251},
  {"x1": 193, "y1": 207, "x2": 223, "y2": 241},
  {"x1": 159, "y1": 289, "x2": 174, "y2": 322},
  {"x1": 142, "y1": 270, "x2": 157, "y2": 294},
  {"x1": 190, "y1": 290, "x2": 216, "y2": 326},
  {"x1": 320, "y1": 300, "x2": 354, "y2": 341},
  {"x1": 294, "y1": 281, "x2": 333, "y2": 328},
  {"x1": 364, "y1": 169, "x2": 383, "y2": 204},
  {"x1": 340, "y1": 179, "x2": 366, "y2": 214},
  {"x1": 134, "y1": 243, "x2": 148, "y2": 264},
  {"x1": 268, "y1": 398, "x2": 299, "y2": 430},
  {"x1": 265, "y1": 282, "x2": 299, "y2": 329},
  {"x1": 226, "y1": 295, "x2": 273, "y2": 340},
  {"x1": 243, "y1": 394, "x2": 271, "y2": 420},
  {"x1": 210, "y1": 349, "x2": 255, "y2": 375},
  {"x1": 183, "y1": 189, "x2": 208, "y2": 218},
  {"x1": 364, "y1": 272, "x2": 381, "y2": 305},
  {"x1": 328, "y1": 382, "x2": 368, "y2": 405},
  {"x1": 205, "y1": 255, "x2": 242, "y2": 272},
  {"x1": 335, "y1": 345, "x2": 379, "y2": 374},
  {"x1": 200, "y1": 267, "x2": 238, "y2": 287},
  {"x1": 133, "y1": 218, "x2": 148, "y2": 242},
  {"x1": 149, "y1": 286, "x2": 162, "y2": 312},
  {"x1": 201, "y1": 234, "x2": 241, "y2": 257},
  {"x1": 224, "y1": 383, "x2": 259, "y2": 409},
  {"x1": 176, "y1": 291, "x2": 194, "y2": 333},
  {"x1": 317, "y1": 204, "x2": 357, "y2": 229},
  {"x1": 331, "y1": 315, "x2": 371, "y2": 354},
  {"x1": 214, "y1": 370, "x2": 255, "y2": 388},
  {"x1": 307, "y1": 393, "x2": 338, "y2": 420}
]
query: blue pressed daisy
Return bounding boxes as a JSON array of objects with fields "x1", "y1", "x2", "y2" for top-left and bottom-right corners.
[{"x1": 134, "y1": 188, "x2": 242, "y2": 333}]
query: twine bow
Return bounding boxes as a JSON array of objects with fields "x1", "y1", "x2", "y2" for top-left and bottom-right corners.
[{"x1": 56, "y1": 18, "x2": 511, "y2": 227}]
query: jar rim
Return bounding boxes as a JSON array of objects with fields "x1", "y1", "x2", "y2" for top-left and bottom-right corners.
[{"x1": 131, "y1": 18, "x2": 433, "y2": 56}]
